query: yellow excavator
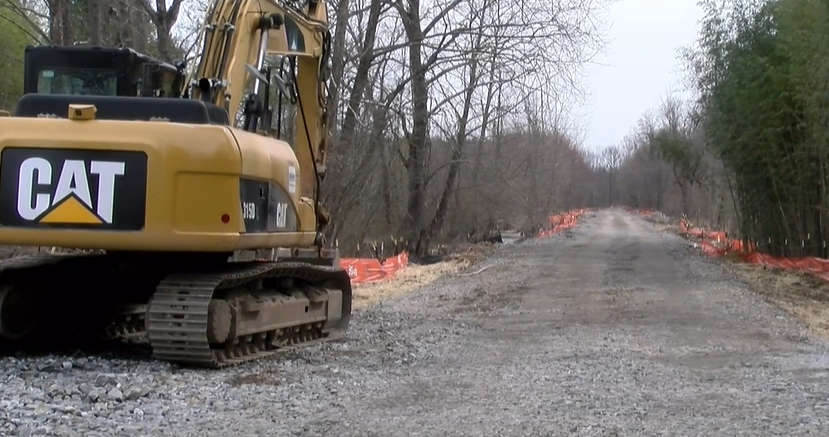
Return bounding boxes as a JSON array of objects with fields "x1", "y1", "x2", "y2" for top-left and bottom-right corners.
[{"x1": 0, "y1": 0, "x2": 351, "y2": 368}]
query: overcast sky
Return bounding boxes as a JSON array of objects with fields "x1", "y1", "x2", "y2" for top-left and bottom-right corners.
[{"x1": 574, "y1": 0, "x2": 704, "y2": 153}]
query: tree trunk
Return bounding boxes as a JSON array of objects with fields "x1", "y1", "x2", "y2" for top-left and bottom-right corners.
[
  {"x1": 87, "y1": 0, "x2": 101, "y2": 45},
  {"x1": 426, "y1": 39, "x2": 481, "y2": 244},
  {"x1": 337, "y1": 0, "x2": 383, "y2": 155},
  {"x1": 48, "y1": 0, "x2": 74, "y2": 44},
  {"x1": 398, "y1": 0, "x2": 428, "y2": 256},
  {"x1": 135, "y1": 0, "x2": 183, "y2": 61},
  {"x1": 326, "y1": 0, "x2": 350, "y2": 131}
]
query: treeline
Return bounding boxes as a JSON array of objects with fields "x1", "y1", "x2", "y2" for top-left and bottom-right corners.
[
  {"x1": 594, "y1": 0, "x2": 829, "y2": 258},
  {"x1": 318, "y1": 0, "x2": 613, "y2": 256},
  {"x1": 586, "y1": 94, "x2": 725, "y2": 229}
]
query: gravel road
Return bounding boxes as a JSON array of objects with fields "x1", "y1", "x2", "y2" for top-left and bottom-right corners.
[{"x1": 3, "y1": 208, "x2": 829, "y2": 436}]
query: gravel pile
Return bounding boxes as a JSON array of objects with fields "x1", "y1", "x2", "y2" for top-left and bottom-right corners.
[{"x1": 1, "y1": 209, "x2": 828, "y2": 436}]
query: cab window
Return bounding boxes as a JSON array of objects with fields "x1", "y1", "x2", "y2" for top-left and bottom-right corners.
[
  {"x1": 37, "y1": 69, "x2": 118, "y2": 96},
  {"x1": 156, "y1": 70, "x2": 179, "y2": 97}
]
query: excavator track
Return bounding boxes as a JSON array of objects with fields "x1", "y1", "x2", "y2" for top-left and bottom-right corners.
[
  {"x1": 146, "y1": 261, "x2": 352, "y2": 368},
  {"x1": 102, "y1": 305, "x2": 147, "y2": 340},
  {"x1": 0, "y1": 253, "x2": 352, "y2": 368}
]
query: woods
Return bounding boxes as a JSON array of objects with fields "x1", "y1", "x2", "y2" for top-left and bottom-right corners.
[
  {"x1": 317, "y1": 0, "x2": 613, "y2": 256},
  {"x1": 603, "y1": 0, "x2": 829, "y2": 259},
  {"x1": 689, "y1": 0, "x2": 829, "y2": 258}
]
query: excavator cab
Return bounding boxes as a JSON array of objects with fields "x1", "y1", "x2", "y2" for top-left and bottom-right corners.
[{"x1": 22, "y1": 45, "x2": 185, "y2": 98}]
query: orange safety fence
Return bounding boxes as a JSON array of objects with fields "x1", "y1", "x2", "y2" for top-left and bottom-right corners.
[
  {"x1": 340, "y1": 209, "x2": 589, "y2": 284},
  {"x1": 675, "y1": 217, "x2": 829, "y2": 282},
  {"x1": 678, "y1": 218, "x2": 753, "y2": 256},
  {"x1": 340, "y1": 251, "x2": 409, "y2": 285},
  {"x1": 623, "y1": 207, "x2": 655, "y2": 217},
  {"x1": 538, "y1": 208, "x2": 589, "y2": 237}
]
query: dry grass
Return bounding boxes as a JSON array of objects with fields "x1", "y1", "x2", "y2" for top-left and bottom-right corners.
[
  {"x1": 664, "y1": 216, "x2": 829, "y2": 338},
  {"x1": 351, "y1": 242, "x2": 497, "y2": 310},
  {"x1": 352, "y1": 260, "x2": 468, "y2": 309},
  {"x1": 445, "y1": 242, "x2": 497, "y2": 265},
  {"x1": 725, "y1": 260, "x2": 829, "y2": 339}
]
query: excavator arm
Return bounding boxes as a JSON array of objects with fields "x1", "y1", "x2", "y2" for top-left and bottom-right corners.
[{"x1": 187, "y1": 0, "x2": 331, "y2": 208}]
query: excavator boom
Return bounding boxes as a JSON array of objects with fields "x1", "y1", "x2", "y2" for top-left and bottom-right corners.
[{"x1": 189, "y1": 0, "x2": 330, "y2": 202}]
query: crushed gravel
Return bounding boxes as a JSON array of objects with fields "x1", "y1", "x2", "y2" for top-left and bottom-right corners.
[{"x1": 1, "y1": 208, "x2": 829, "y2": 436}]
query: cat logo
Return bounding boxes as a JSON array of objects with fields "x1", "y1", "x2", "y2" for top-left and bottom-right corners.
[
  {"x1": 17, "y1": 157, "x2": 123, "y2": 224},
  {"x1": 275, "y1": 202, "x2": 288, "y2": 228},
  {"x1": 0, "y1": 148, "x2": 148, "y2": 230}
]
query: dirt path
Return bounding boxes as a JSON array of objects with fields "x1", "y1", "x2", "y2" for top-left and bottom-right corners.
[
  {"x1": 317, "y1": 208, "x2": 829, "y2": 435},
  {"x1": 4, "y1": 208, "x2": 829, "y2": 436}
]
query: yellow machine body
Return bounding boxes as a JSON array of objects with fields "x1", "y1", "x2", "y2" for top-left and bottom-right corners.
[{"x1": 0, "y1": 116, "x2": 315, "y2": 251}]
